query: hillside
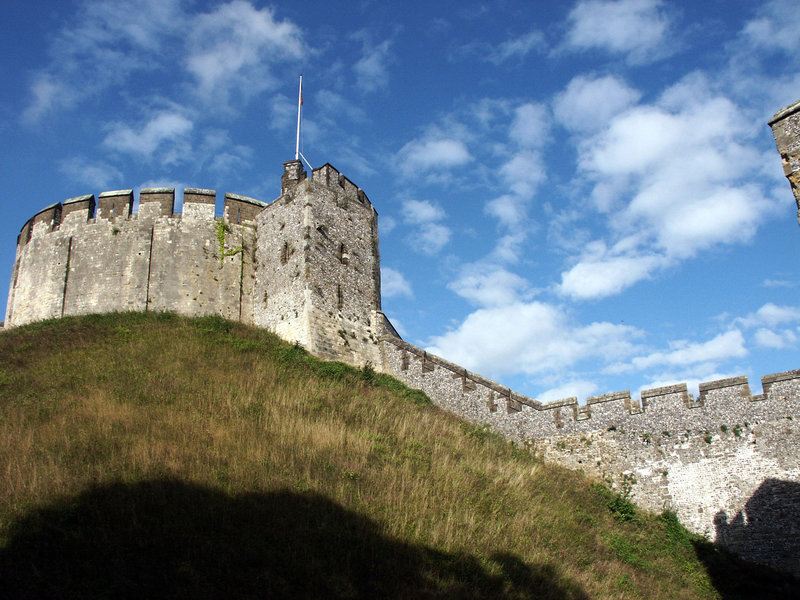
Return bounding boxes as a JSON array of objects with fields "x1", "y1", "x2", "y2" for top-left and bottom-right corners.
[{"x1": 0, "y1": 313, "x2": 796, "y2": 599}]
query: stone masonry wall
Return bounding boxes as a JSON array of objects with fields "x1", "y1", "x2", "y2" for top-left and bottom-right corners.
[
  {"x1": 770, "y1": 99, "x2": 800, "y2": 226},
  {"x1": 378, "y1": 334, "x2": 800, "y2": 576},
  {"x1": 6, "y1": 162, "x2": 383, "y2": 370},
  {"x1": 5, "y1": 188, "x2": 258, "y2": 327},
  {"x1": 253, "y1": 162, "x2": 383, "y2": 367}
]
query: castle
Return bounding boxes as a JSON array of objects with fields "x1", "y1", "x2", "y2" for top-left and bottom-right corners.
[
  {"x1": 5, "y1": 102, "x2": 800, "y2": 577},
  {"x1": 6, "y1": 160, "x2": 390, "y2": 369}
]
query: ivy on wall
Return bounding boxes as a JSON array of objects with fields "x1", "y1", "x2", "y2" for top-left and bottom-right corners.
[{"x1": 215, "y1": 221, "x2": 243, "y2": 266}]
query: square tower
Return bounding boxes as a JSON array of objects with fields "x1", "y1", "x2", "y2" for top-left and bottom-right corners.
[
  {"x1": 769, "y1": 99, "x2": 800, "y2": 227},
  {"x1": 254, "y1": 161, "x2": 384, "y2": 367}
]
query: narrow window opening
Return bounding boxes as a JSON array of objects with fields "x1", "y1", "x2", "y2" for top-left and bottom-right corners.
[
  {"x1": 337, "y1": 284, "x2": 343, "y2": 310},
  {"x1": 280, "y1": 241, "x2": 289, "y2": 265},
  {"x1": 338, "y1": 243, "x2": 349, "y2": 265}
]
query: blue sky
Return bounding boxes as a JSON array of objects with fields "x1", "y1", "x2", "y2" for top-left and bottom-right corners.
[{"x1": 2, "y1": 0, "x2": 799, "y2": 403}]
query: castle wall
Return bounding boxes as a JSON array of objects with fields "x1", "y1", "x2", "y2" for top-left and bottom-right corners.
[
  {"x1": 378, "y1": 334, "x2": 800, "y2": 575},
  {"x1": 5, "y1": 188, "x2": 258, "y2": 327},
  {"x1": 253, "y1": 179, "x2": 313, "y2": 348},
  {"x1": 8, "y1": 232, "x2": 72, "y2": 323},
  {"x1": 770, "y1": 99, "x2": 800, "y2": 226},
  {"x1": 6, "y1": 146, "x2": 800, "y2": 576},
  {"x1": 61, "y1": 220, "x2": 152, "y2": 316}
]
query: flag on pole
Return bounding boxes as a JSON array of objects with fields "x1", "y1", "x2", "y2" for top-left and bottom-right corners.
[{"x1": 295, "y1": 75, "x2": 302, "y2": 161}]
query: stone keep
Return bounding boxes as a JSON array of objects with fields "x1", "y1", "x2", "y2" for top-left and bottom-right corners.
[{"x1": 5, "y1": 160, "x2": 385, "y2": 367}]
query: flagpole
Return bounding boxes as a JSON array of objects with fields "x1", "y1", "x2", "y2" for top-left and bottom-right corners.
[{"x1": 295, "y1": 74, "x2": 302, "y2": 161}]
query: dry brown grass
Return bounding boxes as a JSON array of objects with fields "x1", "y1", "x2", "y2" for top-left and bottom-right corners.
[{"x1": 0, "y1": 313, "x2": 794, "y2": 599}]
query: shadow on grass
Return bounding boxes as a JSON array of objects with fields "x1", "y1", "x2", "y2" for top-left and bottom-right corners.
[
  {"x1": 0, "y1": 480, "x2": 588, "y2": 600},
  {"x1": 692, "y1": 537, "x2": 800, "y2": 600}
]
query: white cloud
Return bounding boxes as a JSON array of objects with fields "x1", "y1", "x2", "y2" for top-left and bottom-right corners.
[
  {"x1": 59, "y1": 157, "x2": 123, "y2": 189},
  {"x1": 740, "y1": 0, "x2": 800, "y2": 55},
  {"x1": 487, "y1": 30, "x2": 546, "y2": 64},
  {"x1": 462, "y1": 29, "x2": 545, "y2": 65},
  {"x1": 486, "y1": 195, "x2": 527, "y2": 229},
  {"x1": 762, "y1": 279, "x2": 798, "y2": 289},
  {"x1": 23, "y1": 76, "x2": 72, "y2": 124},
  {"x1": 186, "y1": 1, "x2": 304, "y2": 103},
  {"x1": 397, "y1": 138, "x2": 472, "y2": 174},
  {"x1": 732, "y1": 303, "x2": 800, "y2": 351},
  {"x1": 585, "y1": 105, "x2": 682, "y2": 175},
  {"x1": 197, "y1": 128, "x2": 253, "y2": 175},
  {"x1": 737, "y1": 302, "x2": 800, "y2": 329},
  {"x1": 490, "y1": 231, "x2": 528, "y2": 264},
  {"x1": 427, "y1": 301, "x2": 640, "y2": 378},
  {"x1": 402, "y1": 199, "x2": 451, "y2": 254},
  {"x1": 509, "y1": 103, "x2": 549, "y2": 148},
  {"x1": 353, "y1": 36, "x2": 393, "y2": 92},
  {"x1": 381, "y1": 267, "x2": 413, "y2": 298},
  {"x1": 23, "y1": 1, "x2": 305, "y2": 123},
  {"x1": 754, "y1": 328, "x2": 795, "y2": 349},
  {"x1": 404, "y1": 199, "x2": 445, "y2": 224},
  {"x1": 627, "y1": 330, "x2": 747, "y2": 371},
  {"x1": 315, "y1": 89, "x2": 367, "y2": 123},
  {"x1": 103, "y1": 111, "x2": 194, "y2": 163},
  {"x1": 448, "y1": 266, "x2": 531, "y2": 307},
  {"x1": 23, "y1": 0, "x2": 186, "y2": 122},
  {"x1": 499, "y1": 151, "x2": 547, "y2": 199},
  {"x1": 380, "y1": 215, "x2": 397, "y2": 235},
  {"x1": 537, "y1": 380, "x2": 600, "y2": 404},
  {"x1": 558, "y1": 251, "x2": 666, "y2": 300},
  {"x1": 562, "y1": 0, "x2": 674, "y2": 64},
  {"x1": 557, "y1": 74, "x2": 779, "y2": 300},
  {"x1": 553, "y1": 74, "x2": 641, "y2": 133},
  {"x1": 413, "y1": 222, "x2": 451, "y2": 255},
  {"x1": 78, "y1": 0, "x2": 185, "y2": 51}
]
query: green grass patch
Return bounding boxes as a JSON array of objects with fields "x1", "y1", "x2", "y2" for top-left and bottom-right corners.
[{"x1": 0, "y1": 313, "x2": 797, "y2": 599}]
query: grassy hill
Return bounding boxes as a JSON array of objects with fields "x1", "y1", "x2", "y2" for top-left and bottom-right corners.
[{"x1": 0, "y1": 312, "x2": 796, "y2": 599}]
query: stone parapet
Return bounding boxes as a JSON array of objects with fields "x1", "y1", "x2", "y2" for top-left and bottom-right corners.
[
  {"x1": 379, "y1": 334, "x2": 800, "y2": 440},
  {"x1": 97, "y1": 190, "x2": 133, "y2": 221},
  {"x1": 312, "y1": 163, "x2": 372, "y2": 208},
  {"x1": 224, "y1": 193, "x2": 267, "y2": 224},
  {"x1": 6, "y1": 188, "x2": 261, "y2": 327},
  {"x1": 139, "y1": 188, "x2": 175, "y2": 219}
]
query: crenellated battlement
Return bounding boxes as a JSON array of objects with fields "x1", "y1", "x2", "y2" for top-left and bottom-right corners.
[
  {"x1": 14, "y1": 187, "x2": 269, "y2": 250},
  {"x1": 379, "y1": 334, "x2": 800, "y2": 439},
  {"x1": 311, "y1": 163, "x2": 372, "y2": 208},
  {"x1": 6, "y1": 186, "x2": 268, "y2": 328}
]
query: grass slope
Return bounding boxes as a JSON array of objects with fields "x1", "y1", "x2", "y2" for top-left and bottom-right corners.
[{"x1": 0, "y1": 312, "x2": 796, "y2": 599}]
